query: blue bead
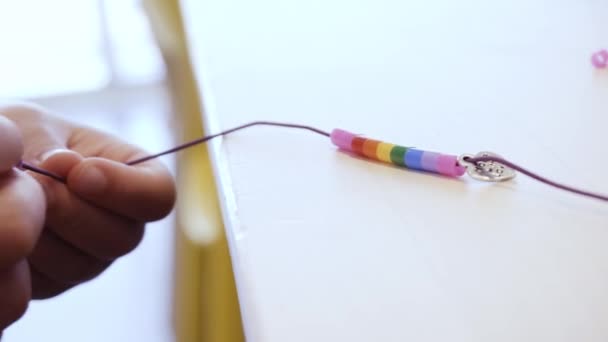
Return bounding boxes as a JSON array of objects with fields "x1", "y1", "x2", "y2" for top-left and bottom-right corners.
[{"x1": 405, "y1": 149, "x2": 425, "y2": 170}]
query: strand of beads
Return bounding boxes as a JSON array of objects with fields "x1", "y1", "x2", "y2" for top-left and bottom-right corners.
[{"x1": 330, "y1": 129, "x2": 465, "y2": 177}]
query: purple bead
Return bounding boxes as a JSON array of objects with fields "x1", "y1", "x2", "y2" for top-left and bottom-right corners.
[{"x1": 420, "y1": 151, "x2": 441, "y2": 173}]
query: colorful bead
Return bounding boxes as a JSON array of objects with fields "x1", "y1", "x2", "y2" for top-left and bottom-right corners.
[
  {"x1": 376, "y1": 143, "x2": 395, "y2": 163},
  {"x1": 591, "y1": 50, "x2": 608, "y2": 69},
  {"x1": 390, "y1": 146, "x2": 408, "y2": 166},
  {"x1": 405, "y1": 149, "x2": 425, "y2": 170},
  {"x1": 362, "y1": 139, "x2": 381, "y2": 159},
  {"x1": 421, "y1": 151, "x2": 440, "y2": 173},
  {"x1": 330, "y1": 129, "x2": 356, "y2": 151},
  {"x1": 351, "y1": 137, "x2": 366, "y2": 154},
  {"x1": 329, "y1": 128, "x2": 465, "y2": 177},
  {"x1": 437, "y1": 155, "x2": 466, "y2": 177}
]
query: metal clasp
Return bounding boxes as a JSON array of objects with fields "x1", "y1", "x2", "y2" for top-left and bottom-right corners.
[{"x1": 458, "y1": 151, "x2": 516, "y2": 182}]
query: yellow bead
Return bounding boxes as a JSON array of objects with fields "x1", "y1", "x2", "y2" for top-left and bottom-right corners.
[{"x1": 377, "y1": 142, "x2": 395, "y2": 163}]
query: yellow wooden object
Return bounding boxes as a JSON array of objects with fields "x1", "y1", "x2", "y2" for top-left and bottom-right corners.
[{"x1": 142, "y1": 1, "x2": 244, "y2": 341}]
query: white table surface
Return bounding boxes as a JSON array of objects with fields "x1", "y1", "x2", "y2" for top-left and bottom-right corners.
[{"x1": 180, "y1": 0, "x2": 608, "y2": 341}]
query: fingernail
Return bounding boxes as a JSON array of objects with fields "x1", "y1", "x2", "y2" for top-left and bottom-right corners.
[
  {"x1": 40, "y1": 149, "x2": 71, "y2": 163},
  {"x1": 73, "y1": 165, "x2": 107, "y2": 195}
]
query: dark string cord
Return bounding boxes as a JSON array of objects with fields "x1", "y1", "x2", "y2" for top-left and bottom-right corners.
[
  {"x1": 16, "y1": 121, "x2": 608, "y2": 202},
  {"x1": 126, "y1": 121, "x2": 330, "y2": 165},
  {"x1": 19, "y1": 161, "x2": 66, "y2": 183},
  {"x1": 18, "y1": 121, "x2": 330, "y2": 185},
  {"x1": 465, "y1": 156, "x2": 608, "y2": 202}
]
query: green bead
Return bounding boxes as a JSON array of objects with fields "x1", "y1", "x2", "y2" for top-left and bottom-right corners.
[{"x1": 389, "y1": 145, "x2": 408, "y2": 166}]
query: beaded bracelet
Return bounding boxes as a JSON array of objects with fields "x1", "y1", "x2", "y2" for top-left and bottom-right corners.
[{"x1": 21, "y1": 121, "x2": 607, "y2": 202}]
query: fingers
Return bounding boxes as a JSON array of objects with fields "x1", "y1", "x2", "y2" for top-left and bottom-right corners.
[
  {"x1": 0, "y1": 148, "x2": 45, "y2": 330},
  {"x1": 0, "y1": 261, "x2": 31, "y2": 330},
  {"x1": 27, "y1": 231, "x2": 112, "y2": 284},
  {"x1": 0, "y1": 103, "x2": 176, "y2": 311},
  {"x1": 29, "y1": 267, "x2": 69, "y2": 300},
  {"x1": 1, "y1": 104, "x2": 176, "y2": 223},
  {"x1": 42, "y1": 176, "x2": 145, "y2": 260},
  {"x1": 0, "y1": 104, "x2": 70, "y2": 164},
  {"x1": 34, "y1": 151, "x2": 145, "y2": 261},
  {"x1": 0, "y1": 172, "x2": 45, "y2": 269},
  {"x1": 67, "y1": 157, "x2": 176, "y2": 222},
  {"x1": 36, "y1": 149, "x2": 83, "y2": 176},
  {"x1": 0, "y1": 116, "x2": 23, "y2": 173},
  {"x1": 61, "y1": 127, "x2": 177, "y2": 222}
]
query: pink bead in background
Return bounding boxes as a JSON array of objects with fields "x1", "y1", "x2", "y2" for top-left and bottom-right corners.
[
  {"x1": 330, "y1": 129, "x2": 356, "y2": 151},
  {"x1": 591, "y1": 50, "x2": 608, "y2": 69},
  {"x1": 0, "y1": 116, "x2": 23, "y2": 173}
]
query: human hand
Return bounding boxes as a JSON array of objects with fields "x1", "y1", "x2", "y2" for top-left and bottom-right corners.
[
  {"x1": 0, "y1": 103, "x2": 175, "y2": 305},
  {"x1": 0, "y1": 115, "x2": 45, "y2": 330}
]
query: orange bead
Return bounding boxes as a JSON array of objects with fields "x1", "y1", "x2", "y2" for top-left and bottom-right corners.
[{"x1": 362, "y1": 139, "x2": 381, "y2": 159}]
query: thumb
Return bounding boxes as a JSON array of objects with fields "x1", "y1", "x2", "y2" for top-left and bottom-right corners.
[
  {"x1": 0, "y1": 116, "x2": 23, "y2": 174},
  {"x1": 67, "y1": 157, "x2": 175, "y2": 221}
]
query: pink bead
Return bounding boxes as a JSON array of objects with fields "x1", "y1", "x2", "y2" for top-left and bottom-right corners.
[
  {"x1": 591, "y1": 50, "x2": 608, "y2": 69},
  {"x1": 0, "y1": 116, "x2": 23, "y2": 173},
  {"x1": 330, "y1": 129, "x2": 356, "y2": 151},
  {"x1": 437, "y1": 154, "x2": 466, "y2": 177}
]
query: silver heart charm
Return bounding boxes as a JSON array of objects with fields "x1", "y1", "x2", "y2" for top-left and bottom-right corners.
[{"x1": 457, "y1": 151, "x2": 516, "y2": 182}]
